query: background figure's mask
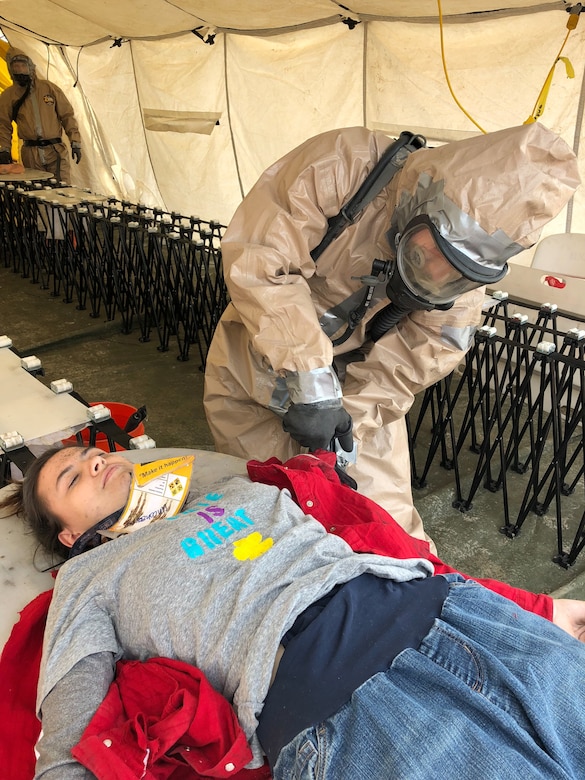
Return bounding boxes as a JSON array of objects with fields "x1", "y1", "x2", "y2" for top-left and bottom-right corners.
[{"x1": 7, "y1": 49, "x2": 36, "y2": 87}]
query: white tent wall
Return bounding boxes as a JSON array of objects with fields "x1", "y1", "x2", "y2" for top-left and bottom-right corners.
[
  {"x1": 132, "y1": 35, "x2": 237, "y2": 221},
  {"x1": 1, "y1": 7, "x2": 584, "y2": 261},
  {"x1": 77, "y1": 42, "x2": 163, "y2": 205},
  {"x1": 225, "y1": 23, "x2": 365, "y2": 195}
]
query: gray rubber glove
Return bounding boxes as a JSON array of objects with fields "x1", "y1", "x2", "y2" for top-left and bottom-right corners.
[
  {"x1": 282, "y1": 402, "x2": 353, "y2": 452},
  {"x1": 71, "y1": 143, "x2": 82, "y2": 164}
]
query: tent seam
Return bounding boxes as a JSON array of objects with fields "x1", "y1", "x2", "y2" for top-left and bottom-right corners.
[
  {"x1": 224, "y1": 33, "x2": 244, "y2": 202},
  {"x1": 1, "y1": 5, "x2": 564, "y2": 48},
  {"x1": 129, "y1": 39, "x2": 167, "y2": 211}
]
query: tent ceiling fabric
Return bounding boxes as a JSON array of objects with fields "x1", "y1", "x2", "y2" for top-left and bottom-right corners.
[
  {"x1": 0, "y1": 1, "x2": 567, "y2": 45},
  {"x1": 0, "y1": 2, "x2": 582, "y2": 262}
]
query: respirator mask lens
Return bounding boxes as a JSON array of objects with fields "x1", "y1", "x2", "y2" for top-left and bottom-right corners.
[
  {"x1": 396, "y1": 223, "x2": 480, "y2": 305},
  {"x1": 11, "y1": 58, "x2": 32, "y2": 86}
]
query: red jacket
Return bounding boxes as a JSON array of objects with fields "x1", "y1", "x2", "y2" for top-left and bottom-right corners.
[
  {"x1": 72, "y1": 658, "x2": 271, "y2": 780},
  {"x1": 246, "y1": 452, "x2": 553, "y2": 619}
]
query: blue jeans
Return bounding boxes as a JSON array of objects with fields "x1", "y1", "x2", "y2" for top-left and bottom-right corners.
[{"x1": 273, "y1": 575, "x2": 585, "y2": 779}]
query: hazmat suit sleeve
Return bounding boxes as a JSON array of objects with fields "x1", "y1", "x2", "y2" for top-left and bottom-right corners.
[
  {"x1": 222, "y1": 127, "x2": 392, "y2": 377},
  {"x1": 49, "y1": 82, "x2": 81, "y2": 146}
]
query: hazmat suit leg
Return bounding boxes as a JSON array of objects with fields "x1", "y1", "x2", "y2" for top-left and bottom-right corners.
[
  {"x1": 21, "y1": 142, "x2": 70, "y2": 183},
  {"x1": 344, "y1": 411, "x2": 428, "y2": 544},
  {"x1": 204, "y1": 306, "x2": 302, "y2": 462},
  {"x1": 337, "y1": 287, "x2": 487, "y2": 543}
]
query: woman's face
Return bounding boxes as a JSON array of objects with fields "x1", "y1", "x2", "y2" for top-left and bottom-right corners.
[{"x1": 37, "y1": 447, "x2": 134, "y2": 548}]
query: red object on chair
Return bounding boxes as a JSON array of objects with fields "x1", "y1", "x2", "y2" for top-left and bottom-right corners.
[{"x1": 543, "y1": 275, "x2": 566, "y2": 288}]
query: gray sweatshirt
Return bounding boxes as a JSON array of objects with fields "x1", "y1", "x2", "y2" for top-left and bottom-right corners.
[{"x1": 36, "y1": 474, "x2": 433, "y2": 776}]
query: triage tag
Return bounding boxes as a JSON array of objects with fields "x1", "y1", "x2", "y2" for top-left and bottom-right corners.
[{"x1": 106, "y1": 456, "x2": 195, "y2": 535}]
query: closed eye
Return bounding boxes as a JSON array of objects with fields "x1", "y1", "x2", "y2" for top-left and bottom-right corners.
[{"x1": 56, "y1": 447, "x2": 95, "y2": 491}]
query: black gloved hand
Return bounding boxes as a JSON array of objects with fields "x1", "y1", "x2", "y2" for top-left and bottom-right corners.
[
  {"x1": 71, "y1": 145, "x2": 82, "y2": 164},
  {"x1": 282, "y1": 402, "x2": 353, "y2": 452},
  {"x1": 0, "y1": 150, "x2": 12, "y2": 165}
]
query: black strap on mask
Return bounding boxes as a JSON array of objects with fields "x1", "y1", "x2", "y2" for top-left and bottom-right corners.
[
  {"x1": 310, "y1": 131, "x2": 426, "y2": 345},
  {"x1": 310, "y1": 130, "x2": 426, "y2": 263}
]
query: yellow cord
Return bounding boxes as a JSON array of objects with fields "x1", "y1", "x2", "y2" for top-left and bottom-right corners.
[
  {"x1": 437, "y1": 0, "x2": 487, "y2": 134},
  {"x1": 437, "y1": 0, "x2": 579, "y2": 131}
]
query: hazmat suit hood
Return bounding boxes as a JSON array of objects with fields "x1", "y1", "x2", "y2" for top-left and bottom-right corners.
[
  {"x1": 6, "y1": 47, "x2": 36, "y2": 83},
  {"x1": 389, "y1": 123, "x2": 581, "y2": 285}
]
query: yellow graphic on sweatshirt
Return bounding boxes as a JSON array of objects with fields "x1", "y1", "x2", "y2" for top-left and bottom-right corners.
[{"x1": 233, "y1": 532, "x2": 273, "y2": 561}]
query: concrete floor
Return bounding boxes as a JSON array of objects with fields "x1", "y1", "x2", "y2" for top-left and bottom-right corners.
[{"x1": 2, "y1": 260, "x2": 585, "y2": 601}]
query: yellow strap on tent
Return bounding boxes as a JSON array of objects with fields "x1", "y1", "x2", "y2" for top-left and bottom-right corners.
[{"x1": 524, "y1": 10, "x2": 580, "y2": 125}]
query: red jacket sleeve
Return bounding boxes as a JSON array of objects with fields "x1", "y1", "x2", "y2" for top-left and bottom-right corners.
[{"x1": 246, "y1": 453, "x2": 553, "y2": 621}]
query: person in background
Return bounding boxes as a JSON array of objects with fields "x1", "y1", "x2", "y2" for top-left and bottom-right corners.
[
  {"x1": 204, "y1": 122, "x2": 580, "y2": 546},
  {"x1": 0, "y1": 47, "x2": 81, "y2": 183}
]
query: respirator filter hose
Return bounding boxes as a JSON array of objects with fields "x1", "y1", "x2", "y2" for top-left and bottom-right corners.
[{"x1": 369, "y1": 302, "x2": 412, "y2": 342}]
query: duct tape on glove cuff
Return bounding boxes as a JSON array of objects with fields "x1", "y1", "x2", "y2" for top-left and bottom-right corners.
[{"x1": 285, "y1": 366, "x2": 342, "y2": 405}]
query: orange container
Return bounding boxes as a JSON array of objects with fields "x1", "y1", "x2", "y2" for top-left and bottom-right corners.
[{"x1": 62, "y1": 402, "x2": 145, "y2": 452}]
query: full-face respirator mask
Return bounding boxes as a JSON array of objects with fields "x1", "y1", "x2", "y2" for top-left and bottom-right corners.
[
  {"x1": 7, "y1": 53, "x2": 34, "y2": 88},
  {"x1": 369, "y1": 213, "x2": 509, "y2": 340},
  {"x1": 319, "y1": 209, "x2": 512, "y2": 347}
]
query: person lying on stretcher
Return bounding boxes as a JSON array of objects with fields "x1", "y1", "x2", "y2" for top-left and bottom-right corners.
[{"x1": 3, "y1": 444, "x2": 585, "y2": 780}]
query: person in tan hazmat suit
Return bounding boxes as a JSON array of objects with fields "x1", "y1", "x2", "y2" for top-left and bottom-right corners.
[
  {"x1": 203, "y1": 123, "x2": 580, "y2": 544},
  {"x1": 0, "y1": 47, "x2": 81, "y2": 183}
]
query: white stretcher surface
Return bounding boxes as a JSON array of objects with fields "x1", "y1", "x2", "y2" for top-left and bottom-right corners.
[
  {"x1": 26, "y1": 185, "x2": 108, "y2": 207},
  {"x1": 0, "y1": 346, "x2": 90, "y2": 445},
  {"x1": 24, "y1": 186, "x2": 109, "y2": 239},
  {"x1": 0, "y1": 168, "x2": 54, "y2": 182}
]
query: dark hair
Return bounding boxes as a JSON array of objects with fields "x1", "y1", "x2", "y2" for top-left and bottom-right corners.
[{"x1": 0, "y1": 445, "x2": 84, "y2": 561}]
